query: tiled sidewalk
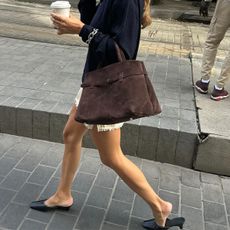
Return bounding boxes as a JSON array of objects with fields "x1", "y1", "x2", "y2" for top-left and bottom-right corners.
[{"x1": 0, "y1": 133, "x2": 230, "y2": 230}]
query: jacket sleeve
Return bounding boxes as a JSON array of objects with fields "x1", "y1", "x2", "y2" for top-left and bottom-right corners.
[
  {"x1": 79, "y1": 0, "x2": 133, "y2": 65},
  {"x1": 78, "y1": 0, "x2": 97, "y2": 24}
]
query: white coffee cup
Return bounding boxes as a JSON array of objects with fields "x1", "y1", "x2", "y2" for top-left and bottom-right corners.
[{"x1": 50, "y1": 1, "x2": 71, "y2": 17}]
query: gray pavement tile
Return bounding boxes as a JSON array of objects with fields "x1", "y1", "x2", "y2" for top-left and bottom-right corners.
[
  {"x1": 202, "y1": 183, "x2": 224, "y2": 204},
  {"x1": 224, "y1": 195, "x2": 230, "y2": 216},
  {"x1": 181, "y1": 185, "x2": 202, "y2": 209},
  {"x1": 105, "y1": 200, "x2": 132, "y2": 226},
  {"x1": 132, "y1": 195, "x2": 152, "y2": 220},
  {"x1": 0, "y1": 169, "x2": 30, "y2": 191},
  {"x1": 0, "y1": 188, "x2": 16, "y2": 214},
  {"x1": 102, "y1": 222, "x2": 126, "y2": 230},
  {"x1": 129, "y1": 216, "x2": 144, "y2": 230},
  {"x1": 4, "y1": 141, "x2": 31, "y2": 160},
  {"x1": 159, "y1": 173, "x2": 180, "y2": 193},
  {"x1": 47, "y1": 213, "x2": 77, "y2": 230},
  {"x1": 181, "y1": 169, "x2": 201, "y2": 188},
  {"x1": 156, "y1": 129, "x2": 178, "y2": 163},
  {"x1": 222, "y1": 178, "x2": 230, "y2": 195},
  {"x1": 39, "y1": 177, "x2": 59, "y2": 199},
  {"x1": 203, "y1": 201, "x2": 227, "y2": 226},
  {"x1": 161, "y1": 105, "x2": 179, "y2": 119},
  {"x1": 159, "y1": 190, "x2": 179, "y2": 214},
  {"x1": 0, "y1": 203, "x2": 28, "y2": 230},
  {"x1": 18, "y1": 219, "x2": 47, "y2": 230},
  {"x1": 27, "y1": 209, "x2": 54, "y2": 224},
  {"x1": 13, "y1": 183, "x2": 43, "y2": 205},
  {"x1": 86, "y1": 185, "x2": 112, "y2": 209},
  {"x1": 0, "y1": 156, "x2": 18, "y2": 176},
  {"x1": 181, "y1": 205, "x2": 204, "y2": 230},
  {"x1": 159, "y1": 163, "x2": 181, "y2": 177},
  {"x1": 28, "y1": 165, "x2": 56, "y2": 185},
  {"x1": 76, "y1": 205, "x2": 105, "y2": 230},
  {"x1": 51, "y1": 102, "x2": 72, "y2": 114},
  {"x1": 205, "y1": 222, "x2": 228, "y2": 230},
  {"x1": 137, "y1": 126, "x2": 159, "y2": 160},
  {"x1": 40, "y1": 149, "x2": 63, "y2": 168},
  {"x1": 113, "y1": 179, "x2": 134, "y2": 204},
  {"x1": 72, "y1": 172, "x2": 95, "y2": 193},
  {"x1": 201, "y1": 172, "x2": 221, "y2": 185},
  {"x1": 94, "y1": 165, "x2": 117, "y2": 189},
  {"x1": 32, "y1": 110, "x2": 50, "y2": 140},
  {"x1": 65, "y1": 191, "x2": 87, "y2": 217},
  {"x1": 16, "y1": 108, "x2": 33, "y2": 137},
  {"x1": 78, "y1": 156, "x2": 101, "y2": 175}
]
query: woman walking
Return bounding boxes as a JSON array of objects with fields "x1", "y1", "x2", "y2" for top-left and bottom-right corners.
[{"x1": 31, "y1": 0, "x2": 184, "y2": 229}]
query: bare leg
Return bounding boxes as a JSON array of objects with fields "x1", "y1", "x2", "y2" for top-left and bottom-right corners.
[
  {"x1": 90, "y1": 128, "x2": 172, "y2": 227},
  {"x1": 45, "y1": 105, "x2": 88, "y2": 207}
]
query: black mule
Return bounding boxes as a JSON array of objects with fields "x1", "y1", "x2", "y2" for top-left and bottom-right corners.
[
  {"x1": 30, "y1": 199, "x2": 72, "y2": 212},
  {"x1": 142, "y1": 217, "x2": 185, "y2": 229}
]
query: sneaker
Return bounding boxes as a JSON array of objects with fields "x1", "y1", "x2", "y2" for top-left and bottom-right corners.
[
  {"x1": 195, "y1": 79, "x2": 209, "y2": 94},
  {"x1": 211, "y1": 87, "x2": 229, "y2": 101}
]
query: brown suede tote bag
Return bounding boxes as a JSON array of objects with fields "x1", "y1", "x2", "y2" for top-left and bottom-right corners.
[{"x1": 75, "y1": 45, "x2": 161, "y2": 125}]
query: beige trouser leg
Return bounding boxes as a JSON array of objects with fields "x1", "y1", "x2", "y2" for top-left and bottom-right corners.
[{"x1": 201, "y1": 0, "x2": 230, "y2": 88}]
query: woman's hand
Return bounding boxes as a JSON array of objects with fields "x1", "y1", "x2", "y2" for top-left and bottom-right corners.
[{"x1": 51, "y1": 13, "x2": 85, "y2": 35}]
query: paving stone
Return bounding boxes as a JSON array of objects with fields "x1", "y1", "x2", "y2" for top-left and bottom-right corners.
[
  {"x1": 201, "y1": 172, "x2": 221, "y2": 185},
  {"x1": 72, "y1": 172, "x2": 95, "y2": 193},
  {"x1": 66, "y1": 191, "x2": 87, "y2": 217},
  {"x1": 159, "y1": 163, "x2": 181, "y2": 177},
  {"x1": 28, "y1": 165, "x2": 56, "y2": 185},
  {"x1": 132, "y1": 195, "x2": 152, "y2": 219},
  {"x1": 101, "y1": 222, "x2": 126, "y2": 230},
  {"x1": 0, "y1": 169, "x2": 30, "y2": 191},
  {"x1": 137, "y1": 126, "x2": 159, "y2": 160},
  {"x1": 203, "y1": 201, "x2": 227, "y2": 225},
  {"x1": 0, "y1": 188, "x2": 16, "y2": 214},
  {"x1": 202, "y1": 183, "x2": 224, "y2": 204},
  {"x1": 205, "y1": 222, "x2": 228, "y2": 230},
  {"x1": 49, "y1": 113, "x2": 68, "y2": 143},
  {"x1": 105, "y1": 200, "x2": 132, "y2": 226},
  {"x1": 156, "y1": 129, "x2": 178, "y2": 164},
  {"x1": 39, "y1": 177, "x2": 59, "y2": 199},
  {"x1": 113, "y1": 179, "x2": 134, "y2": 204},
  {"x1": 181, "y1": 168, "x2": 201, "y2": 188},
  {"x1": 4, "y1": 141, "x2": 30, "y2": 160},
  {"x1": 13, "y1": 183, "x2": 43, "y2": 205},
  {"x1": 40, "y1": 148, "x2": 63, "y2": 168},
  {"x1": 222, "y1": 178, "x2": 230, "y2": 195},
  {"x1": 181, "y1": 205, "x2": 204, "y2": 230},
  {"x1": 159, "y1": 173, "x2": 180, "y2": 193},
  {"x1": 86, "y1": 185, "x2": 112, "y2": 209},
  {"x1": 18, "y1": 219, "x2": 47, "y2": 230},
  {"x1": 181, "y1": 185, "x2": 202, "y2": 209},
  {"x1": 141, "y1": 159, "x2": 161, "y2": 180},
  {"x1": 95, "y1": 165, "x2": 117, "y2": 189},
  {"x1": 78, "y1": 156, "x2": 101, "y2": 175},
  {"x1": 121, "y1": 123, "x2": 139, "y2": 156},
  {"x1": 129, "y1": 216, "x2": 150, "y2": 230},
  {"x1": 0, "y1": 156, "x2": 18, "y2": 176},
  {"x1": 0, "y1": 106, "x2": 17, "y2": 134},
  {"x1": 16, "y1": 108, "x2": 33, "y2": 137},
  {"x1": 27, "y1": 209, "x2": 54, "y2": 224},
  {"x1": 76, "y1": 205, "x2": 105, "y2": 230},
  {"x1": 159, "y1": 190, "x2": 179, "y2": 214},
  {"x1": 32, "y1": 111, "x2": 50, "y2": 140},
  {"x1": 47, "y1": 213, "x2": 77, "y2": 230},
  {"x1": 224, "y1": 195, "x2": 230, "y2": 215},
  {"x1": 0, "y1": 203, "x2": 28, "y2": 229}
]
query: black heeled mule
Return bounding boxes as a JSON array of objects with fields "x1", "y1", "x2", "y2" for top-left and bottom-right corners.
[
  {"x1": 142, "y1": 217, "x2": 185, "y2": 229},
  {"x1": 30, "y1": 199, "x2": 72, "y2": 212}
]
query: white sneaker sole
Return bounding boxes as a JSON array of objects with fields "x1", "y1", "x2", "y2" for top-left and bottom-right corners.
[{"x1": 210, "y1": 94, "x2": 229, "y2": 101}]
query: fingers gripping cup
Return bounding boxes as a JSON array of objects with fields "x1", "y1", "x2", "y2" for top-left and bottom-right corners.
[{"x1": 50, "y1": 1, "x2": 71, "y2": 17}]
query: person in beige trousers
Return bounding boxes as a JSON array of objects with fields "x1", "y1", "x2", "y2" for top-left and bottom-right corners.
[{"x1": 195, "y1": 0, "x2": 230, "y2": 100}]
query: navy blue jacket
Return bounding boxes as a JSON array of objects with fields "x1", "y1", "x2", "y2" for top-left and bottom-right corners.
[{"x1": 78, "y1": 0, "x2": 144, "y2": 82}]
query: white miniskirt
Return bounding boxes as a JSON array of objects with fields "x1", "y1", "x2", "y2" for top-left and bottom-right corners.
[{"x1": 75, "y1": 88, "x2": 124, "y2": 132}]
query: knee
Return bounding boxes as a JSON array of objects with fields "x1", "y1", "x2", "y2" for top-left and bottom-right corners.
[
  {"x1": 99, "y1": 153, "x2": 121, "y2": 169},
  {"x1": 63, "y1": 126, "x2": 81, "y2": 145}
]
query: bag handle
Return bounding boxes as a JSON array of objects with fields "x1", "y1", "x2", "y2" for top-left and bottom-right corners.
[{"x1": 114, "y1": 42, "x2": 126, "y2": 62}]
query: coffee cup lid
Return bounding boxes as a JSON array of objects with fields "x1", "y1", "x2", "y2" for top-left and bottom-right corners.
[{"x1": 50, "y1": 1, "x2": 71, "y2": 9}]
